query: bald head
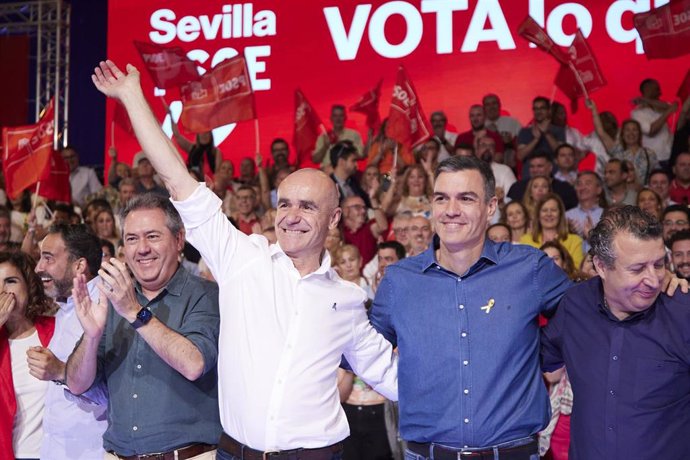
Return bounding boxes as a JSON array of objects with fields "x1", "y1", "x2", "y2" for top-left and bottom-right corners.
[{"x1": 279, "y1": 169, "x2": 340, "y2": 211}]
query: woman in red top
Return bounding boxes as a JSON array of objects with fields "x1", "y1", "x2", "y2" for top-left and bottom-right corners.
[{"x1": 0, "y1": 251, "x2": 56, "y2": 460}]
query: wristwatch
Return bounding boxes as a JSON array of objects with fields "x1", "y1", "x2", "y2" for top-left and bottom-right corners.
[{"x1": 130, "y1": 307, "x2": 153, "y2": 329}]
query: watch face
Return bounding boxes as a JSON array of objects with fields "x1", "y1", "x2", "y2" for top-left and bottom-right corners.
[{"x1": 138, "y1": 307, "x2": 153, "y2": 323}]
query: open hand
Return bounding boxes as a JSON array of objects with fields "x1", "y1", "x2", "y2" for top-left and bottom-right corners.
[
  {"x1": 73, "y1": 274, "x2": 108, "y2": 340},
  {"x1": 92, "y1": 60, "x2": 142, "y2": 102}
]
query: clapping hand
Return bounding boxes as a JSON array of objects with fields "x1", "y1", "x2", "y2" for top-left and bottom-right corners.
[{"x1": 72, "y1": 274, "x2": 108, "y2": 340}]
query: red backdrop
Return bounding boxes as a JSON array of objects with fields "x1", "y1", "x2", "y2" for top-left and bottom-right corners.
[{"x1": 106, "y1": 0, "x2": 690, "y2": 170}]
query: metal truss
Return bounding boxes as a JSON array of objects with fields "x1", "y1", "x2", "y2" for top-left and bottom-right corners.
[{"x1": 0, "y1": 0, "x2": 71, "y2": 148}]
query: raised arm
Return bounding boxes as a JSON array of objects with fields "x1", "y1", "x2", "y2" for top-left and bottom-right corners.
[
  {"x1": 92, "y1": 60, "x2": 197, "y2": 200},
  {"x1": 162, "y1": 99, "x2": 195, "y2": 154},
  {"x1": 585, "y1": 99, "x2": 616, "y2": 152},
  {"x1": 648, "y1": 101, "x2": 679, "y2": 137}
]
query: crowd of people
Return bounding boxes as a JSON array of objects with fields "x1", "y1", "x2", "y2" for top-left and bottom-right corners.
[{"x1": 0, "y1": 59, "x2": 689, "y2": 460}]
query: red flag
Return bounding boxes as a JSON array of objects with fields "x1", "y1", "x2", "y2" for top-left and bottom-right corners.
[
  {"x1": 387, "y1": 66, "x2": 432, "y2": 149},
  {"x1": 2, "y1": 99, "x2": 55, "y2": 199},
  {"x1": 350, "y1": 80, "x2": 382, "y2": 131},
  {"x1": 179, "y1": 55, "x2": 256, "y2": 133},
  {"x1": 677, "y1": 68, "x2": 690, "y2": 101},
  {"x1": 634, "y1": 0, "x2": 690, "y2": 60},
  {"x1": 133, "y1": 40, "x2": 200, "y2": 89},
  {"x1": 518, "y1": 16, "x2": 571, "y2": 65},
  {"x1": 554, "y1": 30, "x2": 607, "y2": 112},
  {"x1": 33, "y1": 149, "x2": 70, "y2": 202},
  {"x1": 293, "y1": 88, "x2": 323, "y2": 167},
  {"x1": 113, "y1": 101, "x2": 134, "y2": 135}
]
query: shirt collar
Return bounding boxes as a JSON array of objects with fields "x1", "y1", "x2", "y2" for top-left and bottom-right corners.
[
  {"x1": 63, "y1": 276, "x2": 101, "y2": 312},
  {"x1": 595, "y1": 277, "x2": 655, "y2": 323},
  {"x1": 270, "y1": 242, "x2": 333, "y2": 279},
  {"x1": 134, "y1": 263, "x2": 186, "y2": 300},
  {"x1": 420, "y1": 235, "x2": 499, "y2": 275}
]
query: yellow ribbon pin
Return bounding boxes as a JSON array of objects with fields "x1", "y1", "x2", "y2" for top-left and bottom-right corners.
[{"x1": 481, "y1": 298, "x2": 495, "y2": 314}]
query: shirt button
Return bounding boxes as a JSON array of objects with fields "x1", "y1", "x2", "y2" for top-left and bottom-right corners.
[
  {"x1": 136, "y1": 364, "x2": 142, "y2": 369},
  {"x1": 464, "y1": 418, "x2": 469, "y2": 424},
  {"x1": 612, "y1": 355, "x2": 618, "y2": 361},
  {"x1": 457, "y1": 277, "x2": 462, "y2": 282},
  {"x1": 609, "y1": 390, "x2": 615, "y2": 396},
  {"x1": 461, "y1": 332, "x2": 467, "y2": 338},
  {"x1": 132, "y1": 394, "x2": 138, "y2": 399},
  {"x1": 458, "y1": 304, "x2": 465, "y2": 310},
  {"x1": 463, "y1": 389, "x2": 469, "y2": 395},
  {"x1": 132, "y1": 426, "x2": 138, "y2": 431},
  {"x1": 607, "y1": 426, "x2": 614, "y2": 431},
  {"x1": 463, "y1": 360, "x2": 469, "y2": 366},
  {"x1": 277, "y1": 379, "x2": 283, "y2": 384}
]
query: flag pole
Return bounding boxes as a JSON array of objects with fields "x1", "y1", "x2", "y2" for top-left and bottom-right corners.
[
  {"x1": 549, "y1": 85, "x2": 558, "y2": 104},
  {"x1": 110, "y1": 121, "x2": 115, "y2": 147},
  {"x1": 569, "y1": 62, "x2": 589, "y2": 100},
  {"x1": 32, "y1": 182, "x2": 41, "y2": 211},
  {"x1": 254, "y1": 118, "x2": 261, "y2": 155},
  {"x1": 392, "y1": 144, "x2": 398, "y2": 171}
]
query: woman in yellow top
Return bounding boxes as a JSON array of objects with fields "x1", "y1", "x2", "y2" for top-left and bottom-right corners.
[{"x1": 520, "y1": 193, "x2": 584, "y2": 267}]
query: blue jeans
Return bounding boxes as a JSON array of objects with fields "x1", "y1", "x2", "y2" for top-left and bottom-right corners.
[{"x1": 217, "y1": 448, "x2": 343, "y2": 460}]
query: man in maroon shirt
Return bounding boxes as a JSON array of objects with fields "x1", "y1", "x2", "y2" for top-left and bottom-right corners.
[
  {"x1": 670, "y1": 152, "x2": 690, "y2": 205},
  {"x1": 341, "y1": 196, "x2": 387, "y2": 265},
  {"x1": 455, "y1": 104, "x2": 504, "y2": 154}
]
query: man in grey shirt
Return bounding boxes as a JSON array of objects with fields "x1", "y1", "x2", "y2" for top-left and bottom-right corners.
[{"x1": 66, "y1": 193, "x2": 221, "y2": 459}]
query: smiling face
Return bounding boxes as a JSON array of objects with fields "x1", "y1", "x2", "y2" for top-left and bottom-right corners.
[
  {"x1": 595, "y1": 232, "x2": 666, "y2": 318},
  {"x1": 539, "y1": 198, "x2": 561, "y2": 231},
  {"x1": 671, "y1": 238, "x2": 690, "y2": 279},
  {"x1": 621, "y1": 121, "x2": 642, "y2": 148},
  {"x1": 408, "y1": 216, "x2": 432, "y2": 253},
  {"x1": 275, "y1": 169, "x2": 341, "y2": 269},
  {"x1": 123, "y1": 208, "x2": 183, "y2": 297},
  {"x1": 35, "y1": 233, "x2": 76, "y2": 299},
  {"x1": 432, "y1": 169, "x2": 497, "y2": 252},
  {"x1": 575, "y1": 173, "x2": 602, "y2": 203}
]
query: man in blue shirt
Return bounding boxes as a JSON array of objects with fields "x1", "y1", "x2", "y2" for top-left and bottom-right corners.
[
  {"x1": 371, "y1": 156, "x2": 571, "y2": 459},
  {"x1": 541, "y1": 206, "x2": 690, "y2": 459}
]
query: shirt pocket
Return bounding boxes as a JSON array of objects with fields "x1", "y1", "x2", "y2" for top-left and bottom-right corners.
[{"x1": 633, "y1": 357, "x2": 684, "y2": 410}]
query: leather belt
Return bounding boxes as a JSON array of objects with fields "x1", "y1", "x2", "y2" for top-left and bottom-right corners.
[
  {"x1": 408, "y1": 437, "x2": 538, "y2": 460},
  {"x1": 218, "y1": 432, "x2": 343, "y2": 460},
  {"x1": 110, "y1": 443, "x2": 216, "y2": 460}
]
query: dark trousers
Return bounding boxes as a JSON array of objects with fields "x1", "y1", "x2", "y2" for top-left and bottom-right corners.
[{"x1": 343, "y1": 403, "x2": 393, "y2": 460}]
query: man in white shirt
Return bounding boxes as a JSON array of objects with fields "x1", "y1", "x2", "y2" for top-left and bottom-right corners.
[
  {"x1": 631, "y1": 79, "x2": 678, "y2": 164},
  {"x1": 89, "y1": 60, "x2": 397, "y2": 459},
  {"x1": 61, "y1": 146, "x2": 103, "y2": 208},
  {"x1": 31, "y1": 224, "x2": 107, "y2": 459},
  {"x1": 429, "y1": 111, "x2": 458, "y2": 162}
]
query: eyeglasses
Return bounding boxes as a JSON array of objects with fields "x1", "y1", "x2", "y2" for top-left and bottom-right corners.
[{"x1": 663, "y1": 220, "x2": 689, "y2": 227}]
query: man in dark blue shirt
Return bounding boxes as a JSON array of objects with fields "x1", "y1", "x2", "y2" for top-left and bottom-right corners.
[
  {"x1": 371, "y1": 156, "x2": 572, "y2": 459},
  {"x1": 541, "y1": 206, "x2": 690, "y2": 460}
]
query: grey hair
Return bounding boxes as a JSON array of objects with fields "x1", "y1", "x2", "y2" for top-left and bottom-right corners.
[
  {"x1": 120, "y1": 193, "x2": 184, "y2": 237},
  {"x1": 434, "y1": 156, "x2": 496, "y2": 203},
  {"x1": 589, "y1": 206, "x2": 662, "y2": 269}
]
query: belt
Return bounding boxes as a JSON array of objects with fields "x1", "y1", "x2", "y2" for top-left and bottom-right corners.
[
  {"x1": 218, "y1": 432, "x2": 343, "y2": 460},
  {"x1": 110, "y1": 443, "x2": 216, "y2": 460},
  {"x1": 408, "y1": 437, "x2": 537, "y2": 460}
]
